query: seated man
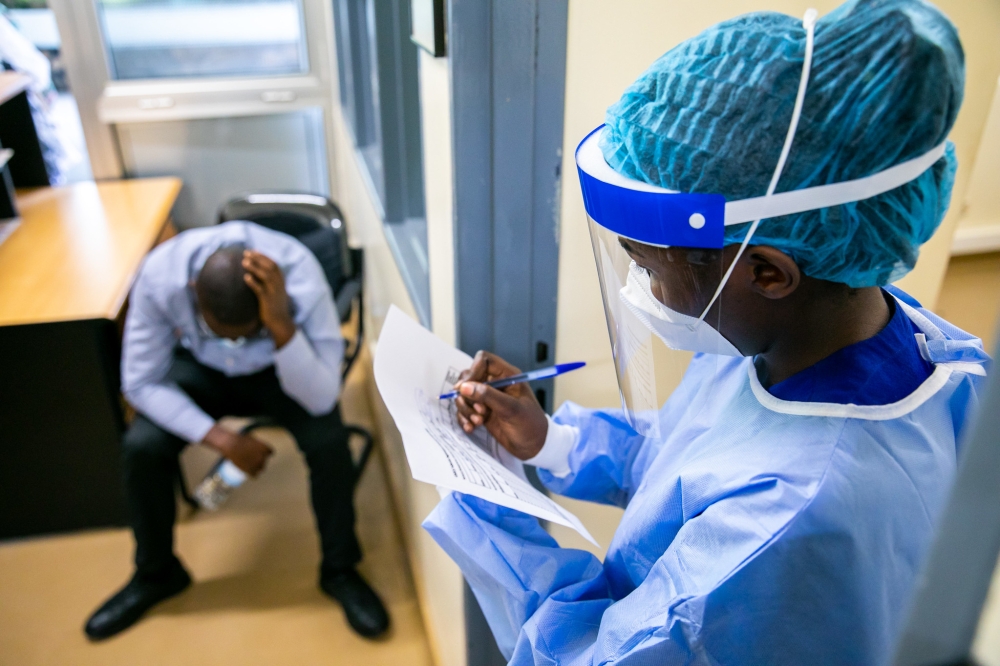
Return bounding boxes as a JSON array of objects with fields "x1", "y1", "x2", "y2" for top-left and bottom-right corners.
[{"x1": 85, "y1": 220, "x2": 388, "y2": 640}]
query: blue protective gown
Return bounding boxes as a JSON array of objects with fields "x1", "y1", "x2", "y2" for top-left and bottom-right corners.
[{"x1": 424, "y1": 290, "x2": 990, "y2": 665}]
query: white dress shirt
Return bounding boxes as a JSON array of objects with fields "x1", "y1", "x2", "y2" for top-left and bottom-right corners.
[{"x1": 121, "y1": 221, "x2": 344, "y2": 443}]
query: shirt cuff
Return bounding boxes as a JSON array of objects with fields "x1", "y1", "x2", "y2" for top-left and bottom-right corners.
[
  {"x1": 525, "y1": 415, "x2": 577, "y2": 479},
  {"x1": 273, "y1": 327, "x2": 309, "y2": 367},
  {"x1": 185, "y1": 411, "x2": 217, "y2": 444}
]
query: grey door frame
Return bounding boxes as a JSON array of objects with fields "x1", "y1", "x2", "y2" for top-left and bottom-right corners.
[
  {"x1": 450, "y1": 0, "x2": 568, "y2": 414},
  {"x1": 448, "y1": 0, "x2": 569, "y2": 663}
]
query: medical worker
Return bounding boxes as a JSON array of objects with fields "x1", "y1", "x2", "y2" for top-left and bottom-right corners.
[{"x1": 424, "y1": 0, "x2": 991, "y2": 664}]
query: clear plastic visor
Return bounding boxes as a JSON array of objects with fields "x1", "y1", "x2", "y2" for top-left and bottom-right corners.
[{"x1": 587, "y1": 217, "x2": 736, "y2": 438}]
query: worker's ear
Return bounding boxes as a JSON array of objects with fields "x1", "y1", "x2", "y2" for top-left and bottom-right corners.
[{"x1": 745, "y1": 246, "x2": 800, "y2": 300}]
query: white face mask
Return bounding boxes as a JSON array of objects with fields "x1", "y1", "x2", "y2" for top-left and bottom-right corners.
[{"x1": 619, "y1": 261, "x2": 743, "y2": 357}]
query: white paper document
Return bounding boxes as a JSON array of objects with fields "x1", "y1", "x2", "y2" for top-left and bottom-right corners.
[{"x1": 374, "y1": 305, "x2": 596, "y2": 545}]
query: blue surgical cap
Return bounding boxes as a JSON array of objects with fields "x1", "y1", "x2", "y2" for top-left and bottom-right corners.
[{"x1": 601, "y1": 0, "x2": 964, "y2": 288}]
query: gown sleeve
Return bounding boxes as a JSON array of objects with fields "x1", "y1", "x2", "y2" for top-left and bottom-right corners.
[
  {"x1": 537, "y1": 402, "x2": 649, "y2": 508},
  {"x1": 424, "y1": 480, "x2": 794, "y2": 666},
  {"x1": 538, "y1": 354, "x2": 722, "y2": 508}
]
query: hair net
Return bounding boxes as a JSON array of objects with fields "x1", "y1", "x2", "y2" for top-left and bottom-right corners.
[{"x1": 601, "y1": 0, "x2": 964, "y2": 288}]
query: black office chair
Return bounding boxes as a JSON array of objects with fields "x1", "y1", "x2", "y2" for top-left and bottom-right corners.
[{"x1": 177, "y1": 193, "x2": 374, "y2": 511}]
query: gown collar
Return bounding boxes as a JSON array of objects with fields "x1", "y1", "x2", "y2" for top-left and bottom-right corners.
[{"x1": 749, "y1": 291, "x2": 986, "y2": 419}]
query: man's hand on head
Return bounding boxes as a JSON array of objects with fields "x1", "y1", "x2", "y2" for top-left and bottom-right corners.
[{"x1": 242, "y1": 250, "x2": 296, "y2": 348}]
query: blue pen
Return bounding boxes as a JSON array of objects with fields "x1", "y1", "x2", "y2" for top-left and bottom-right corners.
[{"x1": 439, "y1": 362, "x2": 586, "y2": 400}]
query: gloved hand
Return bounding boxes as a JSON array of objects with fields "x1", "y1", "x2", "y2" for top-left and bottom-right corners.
[{"x1": 453, "y1": 351, "x2": 548, "y2": 460}]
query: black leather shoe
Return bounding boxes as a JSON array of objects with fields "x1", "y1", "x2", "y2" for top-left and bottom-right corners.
[
  {"x1": 84, "y1": 564, "x2": 191, "y2": 640},
  {"x1": 320, "y1": 569, "x2": 389, "y2": 638}
]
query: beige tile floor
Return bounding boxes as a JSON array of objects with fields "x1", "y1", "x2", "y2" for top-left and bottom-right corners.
[{"x1": 0, "y1": 364, "x2": 434, "y2": 666}]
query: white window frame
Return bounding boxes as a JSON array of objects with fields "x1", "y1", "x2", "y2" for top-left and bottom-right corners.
[{"x1": 47, "y1": 0, "x2": 341, "y2": 189}]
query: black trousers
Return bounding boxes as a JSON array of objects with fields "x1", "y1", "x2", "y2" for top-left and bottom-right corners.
[{"x1": 122, "y1": 350, "x2": 361, "y2": 579}]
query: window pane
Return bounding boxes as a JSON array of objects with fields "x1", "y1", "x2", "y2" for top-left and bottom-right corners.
[
  {"x1": 332, "y1": 0, "x2": 423, "y2": 223},
  {"x1": 117, "y1": 109, "x2": 329, "y2": 228},
  {"x1": 95, "y1": 0, "x2": 309, "y2": 80},
  {"x1": 332, "y1": 0, "x2": 378, "y2": 148}
]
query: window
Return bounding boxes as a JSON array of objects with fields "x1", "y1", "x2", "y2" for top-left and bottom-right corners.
[
  {"x1": 118, "y1": 109, "x2": 329, "y2": 228},
  {"x1": 95, "y1": 0, "x2": 310, "y2": 80},
  {"x1": 332, "y1": 0, "x2": 429, "y2": 324},
  {"x1": 332, "y1": 0, "x2": 424, "y2": 223}
]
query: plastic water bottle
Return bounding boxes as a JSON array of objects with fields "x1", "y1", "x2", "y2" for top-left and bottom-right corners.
[{"x1": 193, "y1": 459, "x2": 247, "y2": 511}]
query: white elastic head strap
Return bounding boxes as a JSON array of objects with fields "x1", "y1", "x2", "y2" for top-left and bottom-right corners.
[
  {"x1": 723, "y1": 141, "x2": 946, "y2": 225},
  {"x1": 698, "y1": 8, "x2": 819, "y2": 322}
]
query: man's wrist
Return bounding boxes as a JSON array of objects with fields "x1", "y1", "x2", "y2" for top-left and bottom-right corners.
[
  {"x1": 268, "y1": 319, "x2": 296, "y2": 349},
  {"x1": 202, "y1": 423, "x2": 234, "y2": 454}
]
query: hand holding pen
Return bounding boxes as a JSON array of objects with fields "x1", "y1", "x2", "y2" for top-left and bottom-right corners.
[
  {"x1": 439, "y1": 361, "x2": 585, "y2": 399},
  {"x1": 448, "y1": 352, "x2": 585, "y2": 460}
]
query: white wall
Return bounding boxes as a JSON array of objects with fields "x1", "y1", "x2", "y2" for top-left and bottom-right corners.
[
  {"x1": 951, "y1": 77, "x2": 1000, "y2": 254},
  {"x1": 549, "y1": 0, "x2": 1000, "y2": 557},
  {"x1": 959, "y1": 80, "x2": 1000, "y2": 230},
  {"x1": 379, "y1": 51, "x2": 464, "y2": 666},
  {"x1": 325, "y1": 29, "x2": 464, "y2": 666},
  {"x1": 897, "y1": 0, "x2": 1000, "y2": 293},
  {"x1": 423, "y1": 54, "x2": 457, "y2": 349}
]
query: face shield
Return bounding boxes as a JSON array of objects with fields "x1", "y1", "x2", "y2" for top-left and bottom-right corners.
[
  {"x1": 576, "y1": 10, "x2": 819, "y2": 437},
  {"x1": 579, "y1": 130, "x2": 737, "y2": 437},
  {"x1": 575, "y1": 8, "x2": 952, "y2": 437}
]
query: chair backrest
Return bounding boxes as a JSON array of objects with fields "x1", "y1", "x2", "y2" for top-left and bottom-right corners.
[{"x1": 218, "y1": 193, "x2": 358, "y2": 322}]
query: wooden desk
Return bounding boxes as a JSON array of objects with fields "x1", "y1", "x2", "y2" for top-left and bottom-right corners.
[
  {"x1": 0, "y1": 179, "x2": 181, "y2": 325},
  {"x1": 0, "y1": 178, "x2": 181, "y2": 539}
]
